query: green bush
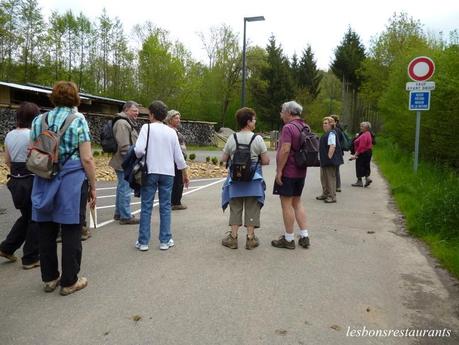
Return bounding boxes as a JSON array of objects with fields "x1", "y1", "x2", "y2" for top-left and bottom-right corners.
[
  {"x1": 189, "y1": 153, "x2": 196, "y2": 161},
  {"x1": 205, "y1": 156, "x2": 210, "y2": 163},
  {"x1": 211, "y1": 157, "x2": 218, "y2": 165},
  {"x1": 93, "y1": 151, "x2": 100, "y2": 157}
]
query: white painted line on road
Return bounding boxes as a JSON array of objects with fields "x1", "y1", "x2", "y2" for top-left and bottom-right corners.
[{"x1": 91, "y1": 177, "x2": 226, "y2": 228}]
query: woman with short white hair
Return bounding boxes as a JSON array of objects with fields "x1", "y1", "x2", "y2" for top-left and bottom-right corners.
[{"x1": 350, "y1": 122, "x2": 373, "y2": 187}]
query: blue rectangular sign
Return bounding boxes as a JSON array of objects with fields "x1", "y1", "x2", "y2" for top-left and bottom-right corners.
[{"x1": 409, "y1": 91, "x2": 430, "y2": 111}]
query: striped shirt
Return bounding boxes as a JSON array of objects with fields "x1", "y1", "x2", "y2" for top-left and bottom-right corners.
[{"x1": 31, "y1": 107, "x2": 91, "y2": 160}]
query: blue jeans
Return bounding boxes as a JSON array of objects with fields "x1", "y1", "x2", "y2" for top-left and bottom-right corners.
[
  {"x1": 138, "y1": 173, "x2": 174, "y2": 245},
  {"x1": 115, "y1": 170, "x2": 133, "y2": 220}
]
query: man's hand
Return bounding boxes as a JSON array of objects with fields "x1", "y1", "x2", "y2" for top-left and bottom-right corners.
[
  {"x1": 275, "y1": 171, "x2": 283, "y2": 186},
  {"x1": 182, "y1": 169, "x2": 190, "y2": 189}
]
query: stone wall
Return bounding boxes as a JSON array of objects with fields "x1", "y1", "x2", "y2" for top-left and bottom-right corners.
[{"x1": 0, "y1": 108, "x2": 217, "y2": 146}]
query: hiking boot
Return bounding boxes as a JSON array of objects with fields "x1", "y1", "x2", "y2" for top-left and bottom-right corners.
[
  {"x1": 271, "y1": 236, "x2": 295, "y2": 249},
  {"x1": 81, "y1": 227, "x2": 92, "y2": 241},
  {"x1": 43, "y1": 277, "x2": 60, "y2": 293},
  {"x1": 113, "y1": 214, "x2": 120, "y2": 221},
  {"x1": 22, "y1": 261, "x2": 40, "y2": 270},
  {"x1": 316, "y1": 195, "x2": 327, "y2": 200},
  {"x1": 298, "y1": 236, "x2": 310, "y2": 249},
  {"x1": 352, "y1": 180, "x2": 363, "y2": 187},
  {"x1": 364, "y1": 178, "x2": 373, "y2": 187},
  {"x1": 0, "y1": 250, "x2": 17, "y2": 262},
  {"x1": 245, "y1": 236, "x2": 259, "y2": 250},
  {"x1": 324, "y1": 197, "x2": 337, "y2": 203},
  {"x1": 119, "y1": 217, "x2": 140, "y2": 225},
  {"x1": 172, "y1": 204, "x2": 188, "y2": 210},
  {"x1": 222, "y1": 233, "x2": 238, "y2": 249},
  {"x1": 336, "y1": 188, "x2": 341, "y2": 192},
  {"x1": 60, "y1": 277, "x2": 88, "y2": 296}
]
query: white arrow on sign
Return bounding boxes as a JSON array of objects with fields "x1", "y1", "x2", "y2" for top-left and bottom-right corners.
[{"x1": 406, "y1": 81, "x2": 435, "y2": 91}]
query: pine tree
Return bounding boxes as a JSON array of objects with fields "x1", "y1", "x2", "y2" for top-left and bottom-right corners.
[
  {"x1": 298, "y1": 45, "x2": 322, "y2": 100},
  {"x1": 331, "y1": 27, "x2": 366, "y2": 91}
]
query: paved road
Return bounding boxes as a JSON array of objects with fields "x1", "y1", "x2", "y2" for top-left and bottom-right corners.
[{"x1": 1, "y1": 152, "x2": 458, "y2": 345}]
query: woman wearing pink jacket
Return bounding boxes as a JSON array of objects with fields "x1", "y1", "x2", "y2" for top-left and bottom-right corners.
[{"x1": 350, "y1": 122, "x2": 373, "y2": 187}]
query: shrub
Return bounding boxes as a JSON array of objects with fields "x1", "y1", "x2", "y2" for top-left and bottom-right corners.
[
  {"x1": 189, "y1": 153, "x2": 196, "y2": 161},
  {"x1": 211, "y1": 157, "x2": 218, "y2": 165},
  {"x1": 206, "y1": 156, "x2": 210, "y2": 163},
  {"x1": 93, "y1": 151, "x2": 100, "y2": 157}
]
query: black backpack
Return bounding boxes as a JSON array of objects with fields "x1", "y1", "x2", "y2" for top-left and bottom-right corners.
[
  {"x1": 291, "y1": 123, "x2": 320, "y2": 168},
  {"x1": 230, "y1": 133, "x2": 259, "y2": 182},
  {"x1": 100, "y1": 117, "x2": 132, "y2": 153}
]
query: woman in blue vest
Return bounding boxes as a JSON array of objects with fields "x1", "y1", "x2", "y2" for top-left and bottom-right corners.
[
  {"x1": 0, "y1": 102, "x2": 40, "y2": 269},
  {"x1": 221, "y1": 107, "x2": 270, "y2": 250},
  {"x1": 316, "y1": 116, "x2": 343, "y2": 203},
  {"x1": 30, "y1": 81, "x2": 96, "y2": 296}
]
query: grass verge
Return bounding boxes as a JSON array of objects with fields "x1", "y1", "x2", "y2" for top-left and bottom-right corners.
[{"x1": 373, "y1": 138, "x2": 459, "y2": 279}]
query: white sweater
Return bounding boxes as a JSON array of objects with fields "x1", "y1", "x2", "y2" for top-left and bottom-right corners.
[{"x1": 134, "y1": 122, "x2": 187, "y2": 176}]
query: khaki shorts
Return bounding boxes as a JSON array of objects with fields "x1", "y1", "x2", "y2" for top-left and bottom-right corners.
[{"x1": 229, "y1": 196, "x2": 261, "y2": 228}]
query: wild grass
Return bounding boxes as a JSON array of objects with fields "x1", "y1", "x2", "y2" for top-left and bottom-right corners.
[{"x1": 373, "y1": 138, "x2": 459, "y2": 279}]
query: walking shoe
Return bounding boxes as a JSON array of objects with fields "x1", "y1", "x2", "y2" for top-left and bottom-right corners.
[
  {"x1": 222, "y1": 233, "x2": 238, "y2": 249},
  {"x1": 159, "y1": 239, "x2": 175, "y2": 250},
  {"x1": 172, "y1": 204, "x2": 188, "y2": 210},
  {"x1": 23, "y1": 261, "x2": 40, "y2": 270},
  {"x1": 135, "y1": 241, "x2": 149, "y2": 251},
  {"x1": 271, "y1": 236, "x2": 295, "y2": 249},
  {"x1": 0, "y1": 250, "x2": 17, "y2": 262},
  {"x1": 298, "y1": 236, "x2": 310, "y2": 249},
  {"x1": 364, "y1": 178, "x2": 373, "y2": 187},
  {"x1": 60, "y1": 277, "x2": 88, "y2": 296},
  {"x1": 324, "y1": 197, "x2": 337, "y2": 203},
  {"x1": 352, "y1": 180, "x2": 363, "y2": 187},
  {"x1": 43, "y1": 276, "x2": 60, "y2": 293},
  {"x1": 336, "y1": 188, "x2": 341, "y2": 192},
  {"x1": 119, "y1": 217, "x2": 140, "y2": 225},
  {"x1": 245, "y1": 236, "x2": 259, "y2": 250},
  {"x1": 81, "y1": 227, "x2": 92, "y2": 241},
  {"x1": 316, "y1": 195, "x2": 327, "y2": 200},
  {"x1": 113, "y1": 214, "x2": 120, "y2": 221}
]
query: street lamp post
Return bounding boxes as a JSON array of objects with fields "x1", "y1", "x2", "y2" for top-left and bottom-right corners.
[{"x1": 241, "y1": 16, "x2": 265, "y2": 107}]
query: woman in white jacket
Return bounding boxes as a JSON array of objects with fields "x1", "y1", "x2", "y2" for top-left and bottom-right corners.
[{"x1": 134, "y1": 101, "x2": 189, "y2": 251}]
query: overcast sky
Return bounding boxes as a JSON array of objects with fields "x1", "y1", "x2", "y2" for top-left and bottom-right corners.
[{"x1": 39, "y1": 0, "x2": 458, "y2": 69}]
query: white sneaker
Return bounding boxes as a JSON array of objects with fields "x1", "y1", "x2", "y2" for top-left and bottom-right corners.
[
  {"x1": 159, "y1": 239, "x2": 174, "y2": 250},
  {"x1": 135, "y1": 241, "x2": 149, "y2": 251}
]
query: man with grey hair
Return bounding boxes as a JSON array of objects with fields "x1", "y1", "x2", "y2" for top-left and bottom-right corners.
[
  {"x1": 109, "y1": 101, "x2": 140, "y2": 224},
  {"x1": 271, "y1": 101, "x2": 311, "y2": 250}
]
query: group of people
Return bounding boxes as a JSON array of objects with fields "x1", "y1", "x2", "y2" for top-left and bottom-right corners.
[{"x1": 0, "y1": 80, "x2": 374, "y2": 296}]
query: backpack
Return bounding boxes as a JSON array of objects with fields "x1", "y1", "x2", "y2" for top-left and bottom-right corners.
[
  {"x1": 100, "y1": 116, "x2": 133, "y2": 153},
  {"x1": 340, "y1": 130, "x2": 352, "y2": 151},
  {"x1": 26, "y1": 112, "x2": 78, "y2": 179},
  {"x1": 230, "y1": 133, "x2": 259, "y2": 182},
  {"x1": 291, "y1": 123, "x2": 320, "y2": 168}
]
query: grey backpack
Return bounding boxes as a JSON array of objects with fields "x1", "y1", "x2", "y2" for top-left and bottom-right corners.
[{"x1": 26, "y1": 112, "x2": 78, "y2": 179}]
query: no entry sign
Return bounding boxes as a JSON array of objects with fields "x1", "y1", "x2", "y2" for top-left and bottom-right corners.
[{"x1": 407, "y1": 56, "x2": 435, "y2": 81}]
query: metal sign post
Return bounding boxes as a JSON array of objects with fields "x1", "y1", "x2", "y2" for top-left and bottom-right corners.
[{"x1": 406, "y1": 56, "x2": 435, "y2": 172}]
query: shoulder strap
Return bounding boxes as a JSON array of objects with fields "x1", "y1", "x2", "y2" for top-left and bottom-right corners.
[
  {"x1": 41, "y1": 112, "x2": 49, "y2": 131},
  {"x1": 58, "y1": 112, "x2": 78, "y2": 137},
  {"x1": 233, "y1": 133, "x2": 239, "y2": 147},
  {"x1": 248, "y1": 133, "x2": 257, "y2": 147},
  {"x1": 289, "y1": 122, "x2": 307, "y2": 152}
]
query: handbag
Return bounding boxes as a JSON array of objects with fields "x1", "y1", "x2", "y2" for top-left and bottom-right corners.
[{"x1": 134, "y1": 124, "x2": 149, "y2": 186}]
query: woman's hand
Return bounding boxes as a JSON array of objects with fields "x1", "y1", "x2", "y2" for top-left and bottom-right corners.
[{"x1": 88, "y1": 186, "x2": 96, "y2": 209}]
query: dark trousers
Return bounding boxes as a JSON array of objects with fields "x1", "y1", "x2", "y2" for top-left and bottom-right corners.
[
  {"x1": 0, "y1": 205, "x2": 39, "y2": 265},
  {"x1": 356, "y1": 150, "x2": 372, "y2": 178},
  {"x1": 171, "y1": 165, "x2": 184, "y2": 206},
  {"x1": 38, "y1": 181, "x2": 88, "y2": 287}
]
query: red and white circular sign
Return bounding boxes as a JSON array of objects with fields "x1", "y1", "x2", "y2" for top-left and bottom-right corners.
[{"x1": 408, "y1": 56, "x2": 435, "y2": 81}]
